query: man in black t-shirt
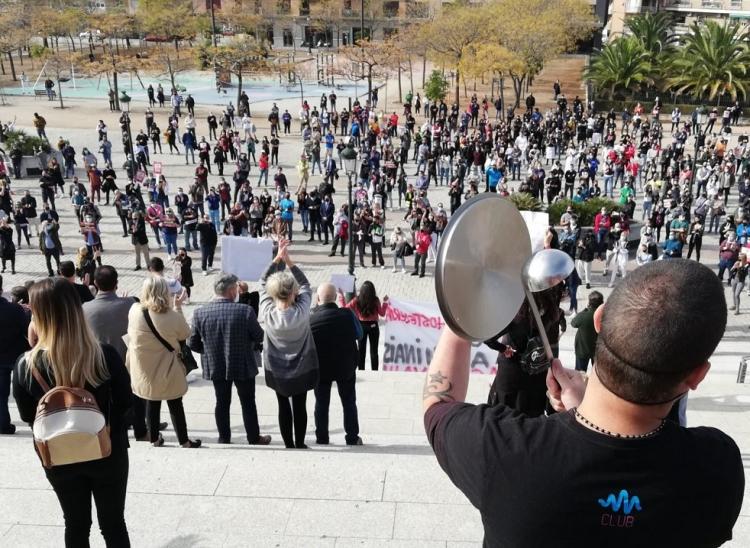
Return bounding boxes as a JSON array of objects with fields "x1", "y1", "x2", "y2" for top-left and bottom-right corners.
[{"x1": 424, "y1": 260, "x2": 743, "y2": 548}]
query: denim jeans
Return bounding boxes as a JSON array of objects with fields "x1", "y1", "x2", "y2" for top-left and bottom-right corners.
[
  {"x1": 163, "y1": 231, "x2": 178, "y2": 255},
  {"x1": 212, "y1": 378, "x2": 261, "y2": 443},
  {"x1": 300, "y1": 209, "x2": 309, "y2": 231},
  {"x1": 184, "y1": 226, "x2": 198, "y2": 250},
  {"x1": 201, "y1": 244, "x2": 216, "y2": 271},
  {"x1": 314, "y1": 376, "x2": 359, "y2": 444},
  {"x1": 208, "y1": 208, "x2": 221, "y2": 233}
]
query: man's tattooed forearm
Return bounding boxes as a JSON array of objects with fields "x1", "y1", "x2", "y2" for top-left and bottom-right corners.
[{"x1": 423, "y1": 370, "x2": 454, "y2": 401}]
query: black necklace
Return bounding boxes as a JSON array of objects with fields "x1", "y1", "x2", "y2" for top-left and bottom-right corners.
[{"x1": 573, "y1": 408, "x2": 665, "y2": 440}]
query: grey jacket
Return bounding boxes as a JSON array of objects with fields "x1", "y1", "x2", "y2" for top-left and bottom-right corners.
[
  {"x1": 259, "y1": 262, "x2": 319, "y2": 396},
  {"x1": 83, "y1": 292, "x2": 135, "y2": 361}
]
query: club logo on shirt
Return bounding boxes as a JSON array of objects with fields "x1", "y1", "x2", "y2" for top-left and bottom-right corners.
[{"x1": 598, "y1": 489, "x2": 641, "y2": 528}]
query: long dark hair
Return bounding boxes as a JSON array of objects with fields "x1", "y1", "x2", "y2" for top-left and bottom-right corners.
[{"x1": 356, "y1": 281, "x2": 378, "y2": 317}]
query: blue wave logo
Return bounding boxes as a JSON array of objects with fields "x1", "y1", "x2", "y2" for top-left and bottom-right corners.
[{"x1": 598, "y1": 489, "x2": 642, "y2": 515}]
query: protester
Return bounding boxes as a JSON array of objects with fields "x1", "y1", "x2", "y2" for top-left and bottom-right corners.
[
  {"x1": 310, "y1": 283, "x2": 363, "y2": 446},
  {"x1": 571, "y1": 291, "x2": 603, "y2": 372},
  {"x1": 424, "y1": 261, "x2": 742, "y2": 546},
  {"x1": 126, "y1": 276, "x2": 200, "y2": 448},
  {"x1": 260, "y1": 240, "x2": 318, "y2": 449},
  {"x1": 339, "y1": 281, "x2": 389, "y2": 371},
  {"x1": 0, "y1": 274, "x2": 30, "y2": 434},
  {"x1": 189, "y1": 273, "x2": 270, "y2": 445},
  {"x1": 13, "y1": 278, "x2": 133, "y2": 547}
]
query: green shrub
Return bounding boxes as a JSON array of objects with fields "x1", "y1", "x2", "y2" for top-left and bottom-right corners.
[
  {"x1": 508, "y1": 192, "x2": 543, "y2": 212},
  {"x1": 548, "y1": 197, "x2": 622, "y2": 226},
  {"x1": 3, "y1": 129, "x2": 48, "y2": 156}
]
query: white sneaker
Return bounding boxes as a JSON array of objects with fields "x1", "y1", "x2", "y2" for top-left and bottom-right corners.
[
  {"x1": 392, "y1": 268, "x2": 397, "y2": 273},
  {"x1": 401, "y1": 268, "x2": 407, "y2": 274},
  {"x1": 381, "y1": 265, "x2": 385, "y2": 270},
  {"x1": 203, "y1": 270, "x2": 208, "y2": 276}
]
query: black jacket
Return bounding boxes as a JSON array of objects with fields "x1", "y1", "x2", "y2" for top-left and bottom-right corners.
[
  {"x1": 310, "y1": 303, "x2": 361, "y2": 383},
  {"x1": 13, "y1": 344, "x2": 133, "y2": 454},
  {"x1": 0, "y1": 297, "x2": 30, "y2": 367}
]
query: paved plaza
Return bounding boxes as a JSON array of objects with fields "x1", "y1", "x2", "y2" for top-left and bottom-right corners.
[{"x1": 1, "y1": 91, "x2": 749, "y2": 547}]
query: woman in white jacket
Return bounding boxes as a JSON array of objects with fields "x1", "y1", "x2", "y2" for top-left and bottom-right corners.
[{"x1": 389, "y1": 226, "x2": 410, "y2": 273}]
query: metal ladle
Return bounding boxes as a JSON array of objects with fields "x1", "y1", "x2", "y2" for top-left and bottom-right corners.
[{"x1": 521, "y1": 248, "x2": 575, "y2": 360}]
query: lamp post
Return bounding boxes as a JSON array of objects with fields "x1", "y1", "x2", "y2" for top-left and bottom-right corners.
[
  {"x1": 341, "y1": 140, "x2": 359, "y2": 278},
  {"x1": 119, "y1": 91, "x2": 135, "y2": 181}
]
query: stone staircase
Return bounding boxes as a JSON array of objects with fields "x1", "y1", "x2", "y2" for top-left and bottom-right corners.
[{"x1": 527, "y1": 55, "x2": 588, "y2": 110}]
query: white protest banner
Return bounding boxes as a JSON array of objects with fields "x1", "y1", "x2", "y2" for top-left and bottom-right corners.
[
  {"x1": 152, "y1": 162, "x2": 163, "y2": 175},
  {"x1": 220, "y1": 236, "x2": 274, "y2": 281},
  {"x1": 520, "y1": 211, "x2": 549, "y2": 253},
  {"x1": 383, "y1": 298, "x2": 498, "y2": 374},
  {"x1": 330, "y1": 273, "x2": 356, "y2": 294}
]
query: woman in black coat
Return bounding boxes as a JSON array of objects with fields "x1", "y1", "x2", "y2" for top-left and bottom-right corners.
[{"x1": 484, "y1": 287, "x2": 565, "y2": 417}]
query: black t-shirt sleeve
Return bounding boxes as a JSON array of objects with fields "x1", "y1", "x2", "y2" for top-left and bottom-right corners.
[{"x1": 425, "y1": 402, "x2": 522, "y2": 510}]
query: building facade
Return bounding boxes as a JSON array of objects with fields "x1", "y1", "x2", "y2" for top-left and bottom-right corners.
[
  {"x1": 600, "y1": 0, "x2": 750, "y2": 43},
  {"x1": 189, "y1": 0, "x2": 437, "y2": 48}
]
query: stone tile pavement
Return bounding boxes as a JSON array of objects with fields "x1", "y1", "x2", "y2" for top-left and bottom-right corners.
[{"x1": 0, "y1": 95, "x2": 749, "y2": 547}]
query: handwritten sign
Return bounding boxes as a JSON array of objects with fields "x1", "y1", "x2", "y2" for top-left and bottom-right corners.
[{"x1": 383, "y1": 298, "x2": 498, "y2": 374}]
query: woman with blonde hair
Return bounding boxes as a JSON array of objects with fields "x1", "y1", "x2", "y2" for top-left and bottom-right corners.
[
  {"x1": 12, "y1": 278, "x2": 133, "y2": 547},
  {"x1": 126, "y1": 276, "x2": 201, "y2": 448},
  {"x1": 260, "y1": 239, "x2": 319, "y2": 448}
]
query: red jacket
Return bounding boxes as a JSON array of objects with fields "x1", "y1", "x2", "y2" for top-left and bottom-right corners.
[
  {"x1": 259, "y1": 154, "x2": 269, "y2": 170},
  {"x1": 415, "y1": 230, "x2": 432, "y2": 254},
  {"x1": 594, "y1": 213, "x2": 611, "y2": 233}
]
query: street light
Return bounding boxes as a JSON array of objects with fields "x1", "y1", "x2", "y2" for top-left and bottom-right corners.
[
  {"x1": 341, "y1": 140, "x2": 359, "y2": 278},
  {"x1": 119, "y1": 91, "x2": 135, "y2": 181}
]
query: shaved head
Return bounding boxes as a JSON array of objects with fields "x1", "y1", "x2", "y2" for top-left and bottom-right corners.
[{"x1": 317, "y1": 283, "x2": 337, "y2": 304}]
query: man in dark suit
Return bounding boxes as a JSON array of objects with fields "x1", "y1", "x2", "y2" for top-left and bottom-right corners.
[
  {"x1": 189, "y1": 273, "x2": 270, "y2": 445},
  {"x1": 59, "y1": 261, "x2": 94, "y2": 303},
  {"x1": 82, "y1": 265, "x2": 166, "y2": 440},
  {"x1": 324, "y1": 155, "x2": 338, "y2": 185},
  {"x1": 0, "y1": 275, "x2": 30, "y2": 434},
  {"x1": 310, "y1": 282, "x2": 363, "y2": 445}
]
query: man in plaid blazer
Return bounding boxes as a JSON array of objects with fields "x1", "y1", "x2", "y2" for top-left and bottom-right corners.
[{"x1": 188, "y1": 273, "x2": 271, "y2": 445}]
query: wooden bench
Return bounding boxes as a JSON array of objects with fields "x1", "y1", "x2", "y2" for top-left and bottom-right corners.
[{"x1": 34, "y1": 89, "x2": 56, "y2": 100}]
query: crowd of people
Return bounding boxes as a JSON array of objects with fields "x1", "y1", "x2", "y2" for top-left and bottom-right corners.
[{"x1": 0, "y1": 74, "x2": 748, "y2": 546}]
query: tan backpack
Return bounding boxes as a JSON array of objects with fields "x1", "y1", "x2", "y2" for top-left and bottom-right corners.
[{"x1": 31, "y1": 367, "x2": 111, "y2": 469}]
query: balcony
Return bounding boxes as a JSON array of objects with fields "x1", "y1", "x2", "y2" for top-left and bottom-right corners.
[
  {"x1": 405, "y1": 2, "x2": 430, "y2": 18},
  {"x1": 383, "y1": 1, "x2": 400, "y2": 17},
  {"x1": 277, "y1": 0, "x2": 291, "y2": 14}
]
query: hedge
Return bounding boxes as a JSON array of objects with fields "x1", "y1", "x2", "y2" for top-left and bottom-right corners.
[{"x1": 547, "y1": 197, "x2": 622, "y2": 226}]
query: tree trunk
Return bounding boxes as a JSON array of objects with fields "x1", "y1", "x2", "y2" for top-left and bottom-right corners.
[
  {"x1": 125, "y1": 37, "x2": 131, "y2": 49},
  {"x1": 454, "y1": 67, "x2": 460, "y2": 107},
  {"x1": 43, "y1": 37, "x2": 49, "y2": 49},
  {"x1": 511, "y1": 74, "x2": 525, "y2": 109},
  {"x1": 367, "y1": 65, "x2": 373, "y2": 103},
  {"x1": 68, "y1": 34, "x2": 76, "y2": 52},
  {"x1": 55, "y1": 37, "x2": 60, "y2": 54},
  {"x1": 17, "y1": 48, "x2": 23, "y2": 67},
  {"x1": 57, "y1": 78, "x2": 64, "y2": 109},
  {"x1": 167, "y1": 57, "x2": 176, "y2": 91},
  {"x1": 500, "y1": 77, "x2": 505, "y2": 114},
  {"x1": 0, "y1": 56, "x2": 5, "y2": 75},
  {"x1": 422, "y1": 55, "x2": 426, "y2": 87},
  {"x1": 397, "y1": 64, "x2": 402, "y2": 104},
  {"x1": 408, "y1": 56, "x2": 413, "y2": 93},
  {"x1": 7, "y1": 52, "x2": 17, "y2": 81},
  {"x1": 113, "y1": 71, "x2": 120, "y2": 111},
  {"x1": 236, "y1": 71, "x2": 243, "y2": 109}
]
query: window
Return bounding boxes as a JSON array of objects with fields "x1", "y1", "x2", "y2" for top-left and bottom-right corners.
[
  {"x1": 277, "y1": 0, "x2": 291, "y2": 14},
  {"x1": 300, "y1": 0, "x2": 310, "y2": 16},
  {"x1": 283, "y1": 28, "x2": 294, "y2": 47},
  {"x1": 205, "y1": 0, "x2": 222, "y2": 9}
]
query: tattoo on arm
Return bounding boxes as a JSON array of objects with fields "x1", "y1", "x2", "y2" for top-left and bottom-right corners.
[{"x1": 423, "y1": 370, "x2": 454, "y2": 402}]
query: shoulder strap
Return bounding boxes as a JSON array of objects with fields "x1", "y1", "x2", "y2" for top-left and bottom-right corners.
[
  {"x1": 30, "y1": 365, "x2": 52, "y2": 393},
  {"x1": 142, "y1": 308, "x2": 175, "y2": 353}
]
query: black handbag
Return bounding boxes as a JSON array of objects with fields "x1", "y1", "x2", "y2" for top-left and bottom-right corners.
[
  {"x1": 518, "y1": 335, "x2": 550, "y2": 375},
  {"x1": 142, "y1": 309, "x2": 198, "y2": 375}
]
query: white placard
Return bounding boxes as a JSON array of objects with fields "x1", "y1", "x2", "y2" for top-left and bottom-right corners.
[
  {"x1": 330, "y1": 273, "x2": 356, "y2": 294},
  {"x1": 220, "y1": 236, "x2": 274, "y2": 281},
  {"x1": 382, "y1": 298, "x2": 498, "y2": 374},
  {"x1": 520, "y1": 211, "x2": 550, "y2": 253}
]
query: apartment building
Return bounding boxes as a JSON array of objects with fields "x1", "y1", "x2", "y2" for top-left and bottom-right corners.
[
  {"x1": 600, "y1": 0, "x2": 750, "y2": 42},
  {"x1": 189, "y1": 0, "x2": 437, "y2": 48}
]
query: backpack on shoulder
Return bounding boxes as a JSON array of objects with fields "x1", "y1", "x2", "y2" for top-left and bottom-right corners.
[{"x1": 30, "y1": 366, "x2": 111, "y2": 469}]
